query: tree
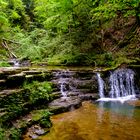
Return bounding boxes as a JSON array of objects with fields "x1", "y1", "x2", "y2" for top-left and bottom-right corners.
[{"x1": 0, "y1": 0, "x2": 9, "y2": 41}]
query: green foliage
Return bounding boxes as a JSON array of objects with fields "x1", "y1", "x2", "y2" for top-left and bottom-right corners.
[
  {"x1": 91, "y1": 0, "x2": 140, "y2": 21},
  {"x1": 23, "y1": 81, "x2": 52, "y2": 104},
  {"x1": 0, "y1": 127, "x2": 6, "y2": 140},
  {"x1": 38, "y1": 111, "x2": 52, "y2": 128},
  {"x1": 0, "y1": 0, "x2": 139, "y2": 66},
  {"x1": 6, "y1": 103, "x2": 23, "y2": 115},
  {"x1": 0, "y1": 0, "x2": 9, "y2": 40},
  {"x1": 95, "y1": 53, "x2": 114, "y2": 67},
  {"x1": 9, "y1": 127, "x2": 21, "y2": 140},
  {"x1": 0, "y1": 61, "x2": 11, "y2": 67}
]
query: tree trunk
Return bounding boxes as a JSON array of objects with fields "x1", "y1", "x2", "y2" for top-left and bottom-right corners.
[{"x1": 1, "y1": 41, "x2": 17, "y2": 59}]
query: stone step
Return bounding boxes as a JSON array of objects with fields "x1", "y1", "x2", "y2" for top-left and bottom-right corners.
[
  {"x1": 23, "y1": 71, "x2": 43, "y2": 75},
  {"x1": 0, "y1": 80, "x2": 6, "y2": 88},
  {"x1": 0, "y1": 89, "x2": 24, "y2": 98},
  {"x1": 49, "y1": 92, "x2": 62, "y2": 99},
  {"x1": 78, "y1": 93, "x2": 99, "y2": 101},
  {"x1": 48, "y1": 96, "x2": 82, "y2": 114},
  {"x1": 0, "y1": 67, "x2": 22, "y2": 75},
  {"x1": 6, "y1": 73, "x2": 26, "y2": 87},
  {"x1": 25, "y1": 73, "x2": 52, "y2": 82}
]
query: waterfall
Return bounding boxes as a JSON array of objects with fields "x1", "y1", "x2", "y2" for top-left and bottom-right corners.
[
  {"x1": 97, "y1": 68, "x2": 137, "y2": 102},
  {"x1": 109, "y1": 69, "x2": 136, "y2": 98},
  {"x1": 58, "y1": 70, "x2": 70, "y2": 98},
  {"x1": 97, "y1": 73, "x2": 105, "y2": 98}
]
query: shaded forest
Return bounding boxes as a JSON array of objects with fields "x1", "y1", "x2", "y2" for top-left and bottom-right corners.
[{"x1": 0, "y1": 0, "x2": 140, "y2": 67}]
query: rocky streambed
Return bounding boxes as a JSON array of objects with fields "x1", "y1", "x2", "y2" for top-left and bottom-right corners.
[
  {"x1": 0, "y1": 65, "x2": 140, "y2": 139},
  {"x1": 0, "y1": 66, "x2": 101, "y2": 139}
]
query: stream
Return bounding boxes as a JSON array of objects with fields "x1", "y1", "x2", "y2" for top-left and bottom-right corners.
[
  {"x1": 39, "y1": 101, "x2": 140, "y2": 140},
  {"x1": 17, "y1": 66, "x2": 139, "y2": 140}
]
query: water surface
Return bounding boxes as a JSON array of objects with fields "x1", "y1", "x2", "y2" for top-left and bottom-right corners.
[{"x1": 40, "y1": 101, "x2": 140, "y2": 140}]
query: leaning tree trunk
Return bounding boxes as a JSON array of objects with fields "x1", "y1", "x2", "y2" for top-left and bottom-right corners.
[{"x1": 1, "y1": 40, "x2": 17, "y2": 59}]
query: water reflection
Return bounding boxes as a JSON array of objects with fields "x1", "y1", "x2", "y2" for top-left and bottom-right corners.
[
  {"x1": 96, "y1": 101, "x2": 135, "y2": 118},
  {"x1": 39, "y1": 101, "x2": 140, "y2": 140},
  {"x1": 97, "y1": 101, "x2": 104, "y2": 123}
]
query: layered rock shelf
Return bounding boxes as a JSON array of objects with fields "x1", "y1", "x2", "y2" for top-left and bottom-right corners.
[
  {"x1": 1, "y1": 65, "x2": 139, "y2": 139},
  {"x1": 0, "y1": 67, "x2": 100, "y2": 139}
]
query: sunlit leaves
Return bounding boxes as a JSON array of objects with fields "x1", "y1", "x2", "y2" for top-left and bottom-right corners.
[{"x1": 91, "y1": 0, "x2": 140, "y2": 23}]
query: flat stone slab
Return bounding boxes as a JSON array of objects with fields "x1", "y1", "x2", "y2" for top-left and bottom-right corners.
[
  {"x1": 23, "y1": 71, "x2": 43, "y2": 75},
  {"x1": 0, "y1": 79, "x2": 6, "y2": 84},
  {"x1": 0, "y1": 89, "x2": 24, "y2": 98},
  {"x1": 0, "y1": 67, "x2": 22, "y2": 75},
  {"x1": 7, "y1": 72, "x2": 25, "y2": 79},
  {"x1": 79, "y1": 93, "x2": 99, "y2": 100},
  {"x1": 50, "y1": 92, "x2": 62, "y2": 99},
  {"x1": 48, "y1": 96, "x2": 82, "y2": 114}
]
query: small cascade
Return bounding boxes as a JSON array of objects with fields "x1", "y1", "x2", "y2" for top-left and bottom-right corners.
[
  {"x1": 97, "y1": 68, "x2": 137, "y2": 102},
  {"x1": 60, "y1": 81, "x2": 68, "y2": 97},
  {"x1": 58, "y1": 70, "x2": 70, "y2": 98},
  {"x1": 10, "y1": 59, "x2": 20, "y2": 67},
  {"x1": 97, "y1": 73, "x2": 104, "y2": 98},
  {"x1": 109, "y1": 69, "x2": 136, "y2": 98}
]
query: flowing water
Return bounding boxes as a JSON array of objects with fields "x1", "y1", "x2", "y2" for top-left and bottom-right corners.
[
  {"x1": 39, "y1": 68, "x2": 140, "y2": 140},
  {"x1": 40, "y1": 101, "x2": 140, "y2": 140},
  {"x1": 55, "y1": 70, "x2": 75, "y2": 97},
  {"x1": 109, "y1": 69, "x2": 136, "y2": 98},
  {"x1": 58, "y1": 71, "x2": 70, "y2": 97},
  {"x1": 23, "y1": 67, "x2": 140, "y2": 140},
  {"x1": 97, "y1": 68, "x2": 138, "y2": 103},
  {"x1": 96, "y1": 73, "x2": 104, "y2": 98}
]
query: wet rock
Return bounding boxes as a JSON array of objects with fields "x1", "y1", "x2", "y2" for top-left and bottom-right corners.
[
  {"x1": 48, "y1": 96, "x2": 82, "y2": 114},
  {"x1": 0, "y1": 80, "x2": 6, "y2": 89},
  {"x1": 26, "y1": 125, "x2": 46, "y2": 139},
  {"x1": 136, "y1": 94, "x2": 140, "y2": 99},
  {"x1": 23, "y1": 70, "x2": 43, "y2": 75},
  {"x1": 74, "y1": 71, "x2": 95, "y2": 80},
  {"x1": 34, "y1": 128, "x2": 45, "y2": 135},
  {"x1": 79, "y1": 93, "x2": 99, "y2": 101},
  {"x1": 0, "y1": 67, "x2": 22, "y2": 75},
  {"x1": 30, "y1": 134, "x2": 38, "y2": 139},
  {"x1": 7, "y1": 73, "x2": 25, "y2": 87},
  {"x1": 0, "y1": 71, "x2": 5, "y2": 79},
  {"x1": 50, "y1": 92, "x2": 62, "y2": 99},
  {"x1": 8, "y1": 59, "x2": 31, "y2": 67},
  {"x1": 0, "y1": 89, "x2": 24, "y2": 98},
  {"x1": 7, "y1": 72, "x2": 25, "y2": 79},
  {"x1": 67, "y1": 92, "x2": 80, "y2": 96}
]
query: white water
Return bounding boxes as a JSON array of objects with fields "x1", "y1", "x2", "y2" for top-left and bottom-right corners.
[
  {"x1": 10, "y1": 59, "x2": 20, "y2": 67},
  {"x1": 58, "y1": 71, "x2": 69, "y2": 98},
  {"x1": 97, "y1": 95, "x2": 136, "y2": 103},
  {"x1": 60, "y1": 82, "x2": 67, "y2": 97},
  {"x1": 97, "y1": 73, "x2": 104, "y2": 98},
  {"x1": 97, "y1": 68, "x2": 137, "y2": 103}
]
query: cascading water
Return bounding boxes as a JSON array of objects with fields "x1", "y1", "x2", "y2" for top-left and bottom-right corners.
[
  {"x1": 97, "y1": 68, "x2": 137, "y2": 102},
  {"x1": 109, "y1": 69, "x2": 135, "y2": 98},
  {"x1": 58, "y1": 70, "x2": 70, "y2": 98},
  {"x1": 97, "y1": 73, "x2": 104, "y2": 98}
]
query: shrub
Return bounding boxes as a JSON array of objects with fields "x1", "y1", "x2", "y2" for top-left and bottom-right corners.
[
  {"x1": 23, "y1": 81, "x2": 52, "y2": 104},
  {"x1": 0, "y1": 61, "x2": 11, "y2": 67}
]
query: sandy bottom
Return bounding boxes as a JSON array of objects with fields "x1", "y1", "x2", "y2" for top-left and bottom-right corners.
[{"x1": 40, "y1": 101, "x2": 140, "y2": 140}]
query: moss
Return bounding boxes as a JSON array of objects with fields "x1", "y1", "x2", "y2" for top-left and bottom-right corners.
[
  {"x1": 0, "y1": 127, "x2": 6, "y2": 140},
  {"x1": 0, "y1": 61, "x2": 11, "y2": 67},
  {"x1": 9, "y1": 127, "x2": 22, "y2": 140},
  {"x1": 23, "y1": 81, "x2": 52, "y2": 104}
]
